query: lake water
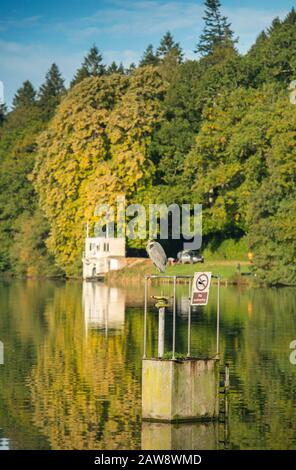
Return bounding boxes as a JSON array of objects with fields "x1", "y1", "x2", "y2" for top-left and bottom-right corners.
[{"x1": 0, "y1": 279, "x2": 295, "y2": 450}]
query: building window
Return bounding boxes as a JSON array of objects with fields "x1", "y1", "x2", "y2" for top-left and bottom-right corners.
[{"x1": 104, "y1": 243, "x2": 109, "y2": 252}]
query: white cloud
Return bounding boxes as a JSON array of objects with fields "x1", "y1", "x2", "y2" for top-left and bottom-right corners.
[
  {"x1": 0, "y1": 15, "x2": 42, "y2": 32},
  {"x1": 52, "y1": 1, "x2": 289, "y2": 48},
  {"x1": 104, "y1": 49, "x2": 140, "y2": 65},
  {"x1": 53, "y1": 1, "x2": 204, "y2": 40}
]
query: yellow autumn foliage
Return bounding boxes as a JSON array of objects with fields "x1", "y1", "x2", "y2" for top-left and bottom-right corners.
[{"x1": 33, "y1": 67, "x2": 166, "y2": 275}]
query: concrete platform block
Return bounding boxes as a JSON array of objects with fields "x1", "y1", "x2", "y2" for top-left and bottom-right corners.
[{"x1": 142, "y1": 358, "x2": 219, "y2": 422}]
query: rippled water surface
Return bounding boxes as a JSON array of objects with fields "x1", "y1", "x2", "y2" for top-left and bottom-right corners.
[{"x1": 0, "y1": 279, "x2": 295, "y2": 449}]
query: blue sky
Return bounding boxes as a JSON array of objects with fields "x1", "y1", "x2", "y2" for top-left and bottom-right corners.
[{"x1": 0, "y1": 0, "x2": 295, "y2": 107}]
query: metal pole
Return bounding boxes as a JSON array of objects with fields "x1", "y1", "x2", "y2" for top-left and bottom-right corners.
[
  {"x1": 187, "y1": 280, "x2": 191, "y2": 357},
  {"x1": 224, "y1": 363, "x2": 230, "y2": 445},
  {"x1": 143, "y1": 277, "x2": 148, "y2": 359},
  {"x1": 158, "y1": 307, "x2": 165, "y2": 358},
  {"x1": 172, "y1": 276, "x2": 176, "y2": 360},
  {"x1": 216, "y1": 276, "x2": 220, "y2": 357}
]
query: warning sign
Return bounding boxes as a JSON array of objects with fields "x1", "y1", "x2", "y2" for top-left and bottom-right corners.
[{"x1": 191, "y1": 272, "x2": 212, "y2": 306}]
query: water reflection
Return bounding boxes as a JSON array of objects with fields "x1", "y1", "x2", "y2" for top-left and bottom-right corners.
[
  {"x1": 142, "y1": 422, "x2": 220, "y2": 450},
  {"x1": 0, "y1": 280, "x2": 295, "y2": 449},
  {"x1": 0, "y1": 430, "x2": 9, "y2": 450},
  {"x1": 176, "y1": 294, "x2": 190, "y2": 318},
  {"x1": 83, "y1": 282, "x2": 125, "y2": 334}
]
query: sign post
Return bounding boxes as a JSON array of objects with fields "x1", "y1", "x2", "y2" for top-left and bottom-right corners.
[
  {"x1": 189, "y1": 272, "x2": 221, "y2": 358},
  {"x1": 142, "y1": 274, "x2": 221, "y2": 423},
  {"x1": 191, "y1": 272, "x2": 212, "y2": 306}
]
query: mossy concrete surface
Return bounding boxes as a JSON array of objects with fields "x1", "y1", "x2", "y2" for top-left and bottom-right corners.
[{"x1": 142, "y1": 358, "x2": 219, "y2": 422}]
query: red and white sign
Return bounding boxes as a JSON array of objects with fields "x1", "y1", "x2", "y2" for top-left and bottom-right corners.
[{"x1": 191, "y1": 272, "x2": 212, "y2": 306}]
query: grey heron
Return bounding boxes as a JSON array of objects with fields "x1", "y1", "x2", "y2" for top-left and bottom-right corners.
[{"x1": 146, "y1": 240, "x2": 167, "y2": 273}]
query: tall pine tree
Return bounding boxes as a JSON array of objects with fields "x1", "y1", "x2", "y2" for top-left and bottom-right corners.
[
  {"x1": 195, "y1": 0, "x2": 237, "y2": 57},
  {"x1": 246, "y1": 8, "x2": 296, "y2": 85},
  {"x1": 139, "y1": 45, "x2": 159, "y2": 67},
  {"x1": 38, "y1": 63, "x2": 65, "y2": 119},
  {"x1": 157, "y1": 32, "x2": 184, "y2": 63},
  {"x1": 71, "y1": 45, "x2": 105, "y2": 87},
  {"x1": 12, "y1": 80, "x2": 36, "y2": 109}
]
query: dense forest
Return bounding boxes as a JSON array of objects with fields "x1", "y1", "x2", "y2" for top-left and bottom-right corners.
[{"x1": 0, "y1": 0, "x2": 295, "y2": 284}]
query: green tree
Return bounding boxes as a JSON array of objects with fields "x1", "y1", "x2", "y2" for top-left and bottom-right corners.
[
  {"x1": 150, "y1": 61, "x2": 204, "y2": 201},
  {"x1": 139, "y1": 45, "x2": 159, "y2": 67},
  {"x1": 33, "y1": 67, "x2": 166, "y2": 274},
  {"x1": 183, "y1": 85, "x2": 280, "y2": 237},
  {"x1": 38, "y1": 63, "x2": 66, "y2": 119},
  {"x1": 196, "y1": 0, "x2": 237, "y2": 59},
  {"x1": 150, "y1": 53, "x2": 247, "y2": 202},
  {"x1": 107, "y1": 61, "x2": 125, "y2": 75},
  {"x1": 70, "y1": 45, "x2": 105, "y2": 87},
  {"x1": 0, "y1": 105, "x2": 46, "y2": 272},
  {"x1": 157, "y1": 31, "x2": 183, "y2": 63},
  {"x1": 12, "y1": 81, "x2": 36, "y2": 109},
  {"x1": 245, "y1": 9, "x2": 296, "y2": 86},
  {"x1": 126, "y1": 63, "x2": 136, "y2": 75},
  {"x1": 248, "y1": 94, "x2": 296, "y2": 285},
  {"x1": 10, "y1": 209, "x2": 62, "y2": 277},
  {"x1": 182, "y1": 81, "x2": 296, "y2": 285},
  {"x1": 249, "y1": 188, "x2": 296, "y2": 286}
]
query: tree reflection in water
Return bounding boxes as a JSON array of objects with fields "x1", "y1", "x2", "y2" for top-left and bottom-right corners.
[{"x1": 0, "y1": 280, "x2": 295, "y2": 449}]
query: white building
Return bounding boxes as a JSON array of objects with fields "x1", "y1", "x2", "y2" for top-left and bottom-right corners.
[{"x1": 82, "y1": 235, "x2": 126, "y2": 279}]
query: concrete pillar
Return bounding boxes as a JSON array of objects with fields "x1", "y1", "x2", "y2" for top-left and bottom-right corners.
[{"x1": 142, "y1": 358, "x2": 219, "y2": 422}]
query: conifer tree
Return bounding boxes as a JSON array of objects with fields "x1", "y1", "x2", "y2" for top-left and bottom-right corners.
[
  {"x1": 107, "y1": 61, "x2": 125, "y2": 75},
  {"x1": 195, "y1": 0, "x2": 236, "y2": 57},
  {"x1": 12, "y1": 80, "x2": 36, "y2": 109},
  {"x1": 157, "y1": 31, "x2": 184, "y2": 63},
  {"x1": 71, "y1": 46, "x2": 105, "y2": 86},
  {"x1": 38, "y1": 63, "x2": 65, "y2": 119},
  {"x1": 247, "y1": 8, "x2": 296, "y2": 85},
  {"x1": 139, "y1": 45, "x2": 159, "y2": 66},
  {"x1": 126, "y1": 63, "x2": 136, "y2": 75}
]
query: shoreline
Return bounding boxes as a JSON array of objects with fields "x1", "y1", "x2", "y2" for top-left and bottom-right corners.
[
  {"x1": 105, "y1": 259, "x2": 255, "y2": 286},
  {"x1": 1, "y1": 259, "x2": 295, "y2": 287}
]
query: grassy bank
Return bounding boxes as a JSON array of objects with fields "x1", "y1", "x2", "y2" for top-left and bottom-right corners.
[{"x1": 106, "y1": 259, "x2": 253, "y2": 285}]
